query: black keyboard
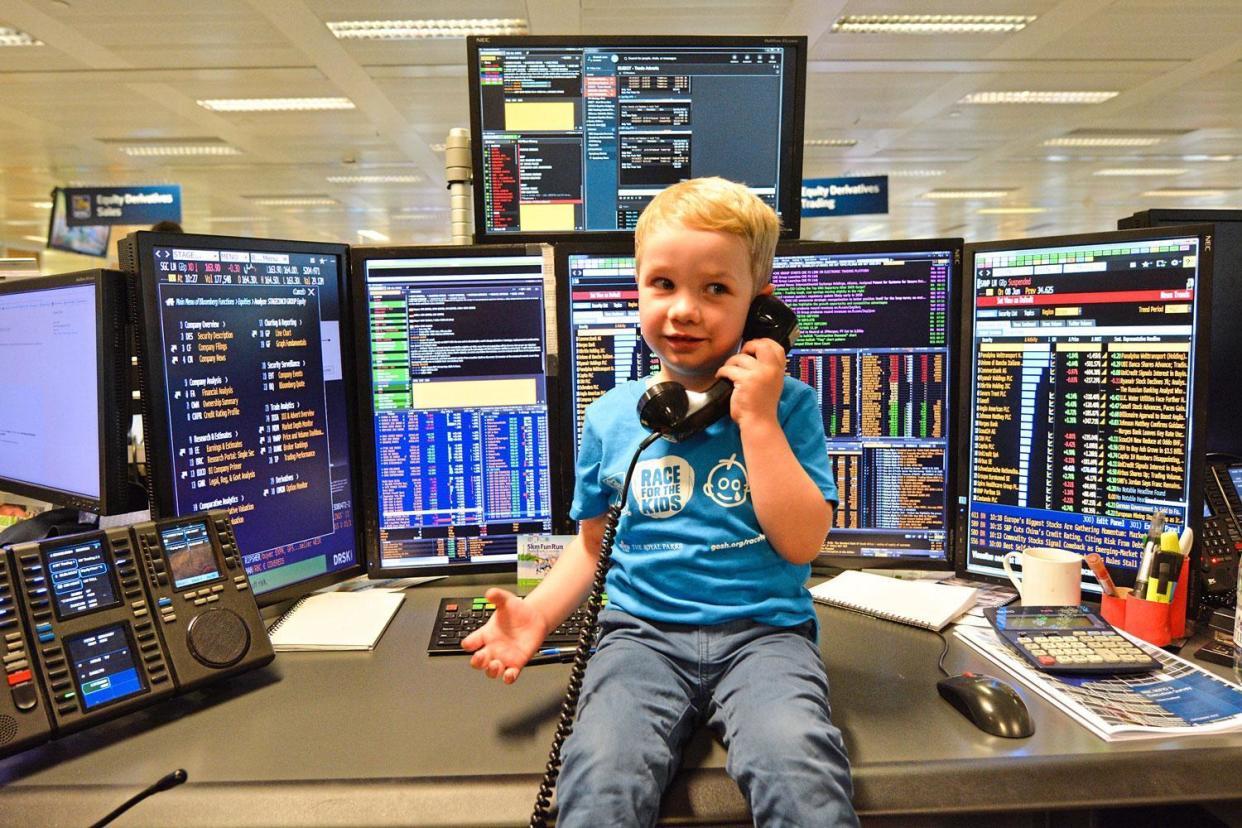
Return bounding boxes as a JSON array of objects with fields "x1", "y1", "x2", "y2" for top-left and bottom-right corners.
[{"x1": 427, "y1": 595, "x2": 605, "y2": 655}]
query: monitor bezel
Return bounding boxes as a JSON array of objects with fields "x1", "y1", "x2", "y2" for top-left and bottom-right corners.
[
  {"x1": 552, "y1": 238, "x2": 640, "y2": 522},
  {"x1": 954, "y1": 224, "x2": 1214, "y2": 599},
  {"x1": 122, "y1": 230, "x2": 365, "y2": 607},
  {"x1": 466, "y1": 34, "x2": 808, "y2": 244},
  {"x1": 0, "y1": 269, "x2": 130, "y2": 514},
  {"x1": 46, "y1": 188, "x2": 111, "y2": 258},
  {"x1": 349, "y1": 242, "x2": 565, "y2": 579},
  {"x1": 774, "y1": 238, "x2": 965, "y2": 572}
]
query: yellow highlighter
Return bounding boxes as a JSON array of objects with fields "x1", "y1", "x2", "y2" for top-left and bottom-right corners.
[{"x1": 1143, "y1": 530, "x2": 1183, "y2": 603}]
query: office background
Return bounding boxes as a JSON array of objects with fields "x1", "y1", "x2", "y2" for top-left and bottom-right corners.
[{"x1": 1, "y1": 1, "x2": 1240, "y2": 272}]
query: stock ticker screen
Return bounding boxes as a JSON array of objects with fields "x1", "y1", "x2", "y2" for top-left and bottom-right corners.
[
  {"x1": 562, "y1": 244, "x2": 955, "y2": 561},
  {"x1": 472, "y1": 41, "x2": 800, "y2": 235},
  {"x1": 361, "y1": 251, "x2": 553, "y2": 572},
  {"x1": 962, "y1": 234, "x2": 1205, "y2": 590},
  {"x1": 772, "y1": 247, "x2": 954, "y2": 561},
  {"x1": 144, "y1": 241, "x2": 359, "y2": 596}
]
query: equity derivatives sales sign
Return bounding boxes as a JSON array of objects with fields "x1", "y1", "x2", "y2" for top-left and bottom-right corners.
[
  {"x1": 63, "y1": 185, "x2": 182, "y2": 226},
  {"x1": 800, "y1": 176, "x2": 888, "y2": 218}
]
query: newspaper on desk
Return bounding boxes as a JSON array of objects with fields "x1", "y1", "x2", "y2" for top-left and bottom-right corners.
[{"x1": 955, "y1": 624, "x2": 1242, "y2": 741}]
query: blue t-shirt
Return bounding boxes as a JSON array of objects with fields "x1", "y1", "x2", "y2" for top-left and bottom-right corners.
[{"x1": 571, "y1": 375, "x2": 837, "y2": 628}]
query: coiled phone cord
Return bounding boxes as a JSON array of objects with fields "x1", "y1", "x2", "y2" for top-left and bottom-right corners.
[{"x1": 530, "y1": 429, "x2": 662, "y2": 827}]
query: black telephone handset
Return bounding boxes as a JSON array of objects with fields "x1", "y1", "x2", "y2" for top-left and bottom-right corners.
[
  {"x1": 1201, "y1": 453, "x2": 1242, "y2": 602},
  {"x1": 636, "y1": 293, "x2": 800, "y2": 441},
  {"x1": 530, "y1": 294, "x2": 800, "y2": 826}
]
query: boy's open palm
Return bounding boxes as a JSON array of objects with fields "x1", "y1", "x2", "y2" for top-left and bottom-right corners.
[{"x1": 461, "y1": 588, "x2": 547, "y2": 684}]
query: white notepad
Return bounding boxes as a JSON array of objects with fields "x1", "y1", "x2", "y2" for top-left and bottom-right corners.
[
  {"x1": 810, "y1": 570, "x2": 978, "y2": 631},
  {"x1": 266, "y1": 590, "x2": 405, "y2": 652}
]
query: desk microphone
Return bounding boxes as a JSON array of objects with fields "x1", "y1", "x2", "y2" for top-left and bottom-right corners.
[{"x1": 89, "y1": 768, "x2": 188, "y2": 828}]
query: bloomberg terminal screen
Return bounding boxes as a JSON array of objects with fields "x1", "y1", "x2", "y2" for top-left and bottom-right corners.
[
  {"x1": 563, "y1": 247, "x2": 954, "y2": 560},
  {"x1": 362, "y1": 252, "x2": 553, "y2": 571},
  {"x1": 963, "y1": 235, "x2": 1203, "y2": 590},
  {"x1": 772, "y1": 249, "x2": 953, "y2": 561},
  {"x1": 475, "y1": 43, "x2": 795, "y2": 234},
  {"x1": 147, "y1": 242, "x2": 357, "y2": 595}
]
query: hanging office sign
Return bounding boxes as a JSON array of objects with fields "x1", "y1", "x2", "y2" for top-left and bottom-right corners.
[
  {"x1": 801, "y1": 176, "x2": 888, "y2": 218},
  {"x1": 62, "y1": 185, "x2": 182, "y2": 226}
]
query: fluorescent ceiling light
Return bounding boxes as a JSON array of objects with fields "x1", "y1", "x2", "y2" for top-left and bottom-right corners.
[
  {"x1": 29, "y1": 201, "x2": 52, "y2": 210},
  {"x1": 1142, "y1": 188, "x2": 1236, "y2": 198},
  {"x1": 832, "y1": 14, "x2": 1035, "y2": 34},
  {"x1": 205, "y1": 216, "x2": 267, "y2": 223},
  {"x1": 197, "y1": 97, "x2": 355, "y2": 112},
  {"x1": 847, "y1": 169, "x2": 945, "y2": 178},
  {"x1": 805, "y1": 138, "x2": 857, "y2": 147},
  {"x1": 22, "y1": 235, "x2": 45, "y2": 242},
  {"x1": 4, "y1": 219, "x2": 44, "y2": 226},
  {"x1": 120, "y1": 144, "x2": 242, "y2": 156},
  {"x1": 327, "y1": 18, "x2": 528, "y2": 39},
  {"x1": 393, "y1": 212, "x2": 443, "y2": 221},
  {"x1": 326, "y1": 175, "x2": 423, "y2": 184},
  {"x1": 246, "y1": 195, "x2": 338, "y2": 206},
  {"x1": 960, "y1": 91, "x2": 1119, "y2": 105},
  {"x1": 922, "y1": 189, "x2": 1012, "y2": 199},
  {"x1": 1093, "y1": 168, "x2": 1186, "y2": 176},
  {"x1": 1183, "y1": 154, "x2": 1236, "y2": 162},
  {"x1": 357, "y1": 229, "x2": 390, "y2": 242},
  {"x1": 1044, "y1": 136, "x2": 1165, "y2": 147},
  {"x1": 978, "y1": 207, "x2": 1048, "y2": 215},
  {"x1": 0, "y1": 26, "x2": 42, "y2": 46}
]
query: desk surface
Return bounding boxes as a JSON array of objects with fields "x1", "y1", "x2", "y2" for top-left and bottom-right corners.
[{"x1": 3, "y1": 576, "x2": 1242, "y2": 826}]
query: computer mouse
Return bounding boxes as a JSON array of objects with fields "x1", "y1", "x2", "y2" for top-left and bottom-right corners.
[{"x1": 937, "y1": 672, "x2": 1034, "y2": 738}]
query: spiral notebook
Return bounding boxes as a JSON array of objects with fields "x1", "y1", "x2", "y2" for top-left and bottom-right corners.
[
  {"x1": 810, "y1": 570, "x2": 978, "y2": 631},
  {"x1": 266, "y1": 590, "x2": 405, "y2": 652}
]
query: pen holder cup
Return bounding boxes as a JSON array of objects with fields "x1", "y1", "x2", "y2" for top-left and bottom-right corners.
[{"x1": 1099, "y1": 556, "x2": 1189, "y2": 647}]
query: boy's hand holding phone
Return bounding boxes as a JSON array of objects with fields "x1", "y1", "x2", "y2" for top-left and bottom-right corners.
[
  {"x1": 462, "y1": 588, "x2": 549, "y2": 684},
  {"x1": 717, "y1": 337, "x2": 786, "y2": 430}
]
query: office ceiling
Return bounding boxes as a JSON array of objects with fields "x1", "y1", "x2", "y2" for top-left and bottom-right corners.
[{"x1": 1, "y1": 0, "x2": 1241, "y2": 262}]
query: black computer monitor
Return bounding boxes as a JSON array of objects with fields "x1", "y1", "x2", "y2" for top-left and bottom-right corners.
[
  {"x1": 1119, "y1": 210, "x2": 1242, "y2": 455},
  {"x1": 957, "y1": 226, "x2": 1213, "y2": 595},
  {"x1": 467, "y1": 35, "x2": 807, "y2": 242},
  {"x1": 0, "y1": 270, "x2": 130, "y2": 513},
  {"x1": 555, "y1": 238, "x2": 962, "y2": 568},
  {"x1": 350, "y1": 244, "x2": 560, "y2": 578},
  {"x1": 47, "y1": 189, "x2": 111, "y2": 258},
  {"x1": 120, "y1": 232, "x2": 364, "y2": 605}
]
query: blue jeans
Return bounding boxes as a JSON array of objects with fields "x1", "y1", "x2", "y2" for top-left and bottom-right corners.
[{"x1": 556, "y1": 609, "x2": 858, "y2": 827}]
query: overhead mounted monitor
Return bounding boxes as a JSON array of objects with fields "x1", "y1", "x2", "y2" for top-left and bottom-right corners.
[
  {"x1": 0, "y1": 270, "x2": 130, "y2": 513},
  {"x1": 47, "y1": 189, "x2": 111, "y2": 258},
  {"x1": 468, "y1": 35, "x2": 807, "y2": 242},
  {"x1": 351, "y1": 244, "x2": 560, "y2": 578},
  {"x1": 957, "y1": 226, "x2": 1213, "y2": 595},
  {"x1": 121, "y1": 232, "x2": 364, "y2": 606}
]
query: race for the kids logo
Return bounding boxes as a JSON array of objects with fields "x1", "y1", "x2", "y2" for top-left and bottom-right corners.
[
  {"x1": 703, "y1": 453, "x2": 750, "y2": 508},
  {"x1": 632, "y1": 457, "x2": 695, "y2": 518}
]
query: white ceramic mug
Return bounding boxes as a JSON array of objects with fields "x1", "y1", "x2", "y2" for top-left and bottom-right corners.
[{"x1": 1002, "y1": 547, "x2": 1083, "y2": 606}]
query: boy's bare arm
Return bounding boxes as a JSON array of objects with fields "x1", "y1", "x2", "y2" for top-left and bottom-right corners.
[{"x1": 720, "y1": 337, "x2": 832, "y2": 564}]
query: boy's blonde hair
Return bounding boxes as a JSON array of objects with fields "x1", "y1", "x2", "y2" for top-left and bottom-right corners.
[{"x1": 634, "y1": 177, "x2": 780, "y2": 290}]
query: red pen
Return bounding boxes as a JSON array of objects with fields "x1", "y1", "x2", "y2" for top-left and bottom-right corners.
[{"x1": 1085, "y1": 553, "x2": 1117, "y2": 597}]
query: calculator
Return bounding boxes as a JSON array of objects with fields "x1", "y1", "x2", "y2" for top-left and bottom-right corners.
[{"x1": 983, "y1": 605, "x2": 1159, "y2": 675}]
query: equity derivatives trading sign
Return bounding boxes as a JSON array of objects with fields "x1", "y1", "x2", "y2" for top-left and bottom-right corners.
[
  {"x1": 800, "y1": 176, "x2": 888, "y2": 218},
  {"x1": 63, "y1": 185, "x2": 182, "y2": 226}
]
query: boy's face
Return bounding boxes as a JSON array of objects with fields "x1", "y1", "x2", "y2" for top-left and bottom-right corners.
[{"x1": 637, "y1": 224, "x2": 768, "y2": 391}]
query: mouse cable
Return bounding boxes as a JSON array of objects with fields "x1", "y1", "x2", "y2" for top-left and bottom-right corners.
[
  {"x1": 934, "y1": 628, "x2": 951, "y2": 677},
  {"x1": 89, "y1": 768, "x2": 188, "y2": 828}
]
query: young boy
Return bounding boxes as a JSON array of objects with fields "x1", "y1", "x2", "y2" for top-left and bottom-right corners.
[{"x1": 462, "y1": 177, "x2": 858, "y2": 827}]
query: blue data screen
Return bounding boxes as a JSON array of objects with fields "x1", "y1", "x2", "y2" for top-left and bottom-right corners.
[
  {"x1": 65, "y1": 623, "x2": 146, "y2": 710},
  {"x1": 364, "y1": 253, "x2": 553, "y2": 571},
  {"x1": 963, "y1": 235, "x2": 1204, "y2": 589}
]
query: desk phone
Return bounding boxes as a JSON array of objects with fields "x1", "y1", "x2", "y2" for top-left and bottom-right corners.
[
  {"x1": 1, "y1": 510, "x2": 272, "y2": 757},
  {"x1": 985, "y1": 605, "x2": 1158, "y2": 675}
]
